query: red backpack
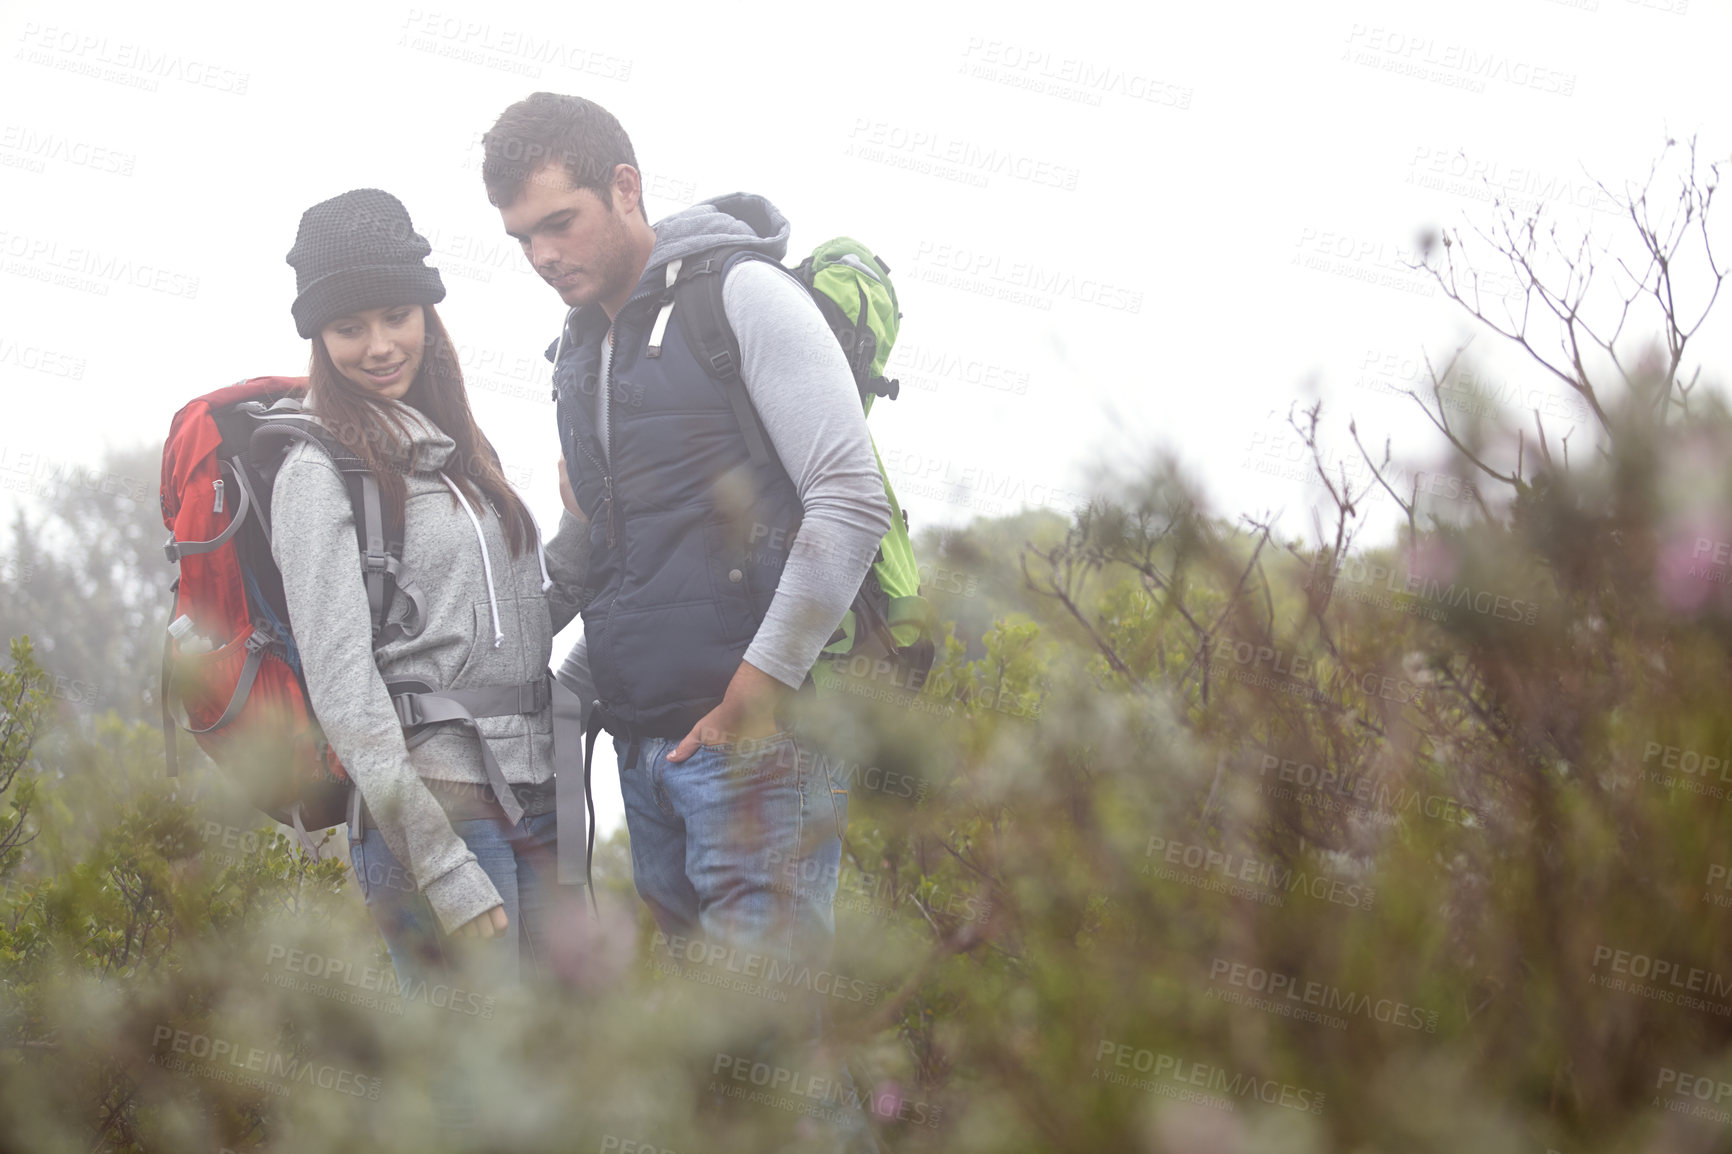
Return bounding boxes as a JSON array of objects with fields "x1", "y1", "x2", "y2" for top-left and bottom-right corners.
[
  {"x1": 159, "y1": 378, "x2": 595, "y2": 892},
  {"x1": 157, "y1": 376, "x2": 407, "y2": 843}
]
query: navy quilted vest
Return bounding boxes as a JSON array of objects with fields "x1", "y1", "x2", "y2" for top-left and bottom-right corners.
[{"x1": 551, "y1": 276, "x2": 802, "y2": 738}]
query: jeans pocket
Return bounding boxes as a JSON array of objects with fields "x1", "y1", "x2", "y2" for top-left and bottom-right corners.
[
  {"x1": 707, "y1": 728, "x2": 794, "y2": 754},
  {"x1": 717, "y1": 731, "x2": 801, "y2": 784}
]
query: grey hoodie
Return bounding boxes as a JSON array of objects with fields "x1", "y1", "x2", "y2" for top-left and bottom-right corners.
[{"x1": 271, "y1": 399, "x2": 589, "y2": 933}]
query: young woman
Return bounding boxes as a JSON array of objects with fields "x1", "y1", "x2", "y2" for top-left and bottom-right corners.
[{"x1": 272, "y1": 188, "x2": 590, "y2": 993}]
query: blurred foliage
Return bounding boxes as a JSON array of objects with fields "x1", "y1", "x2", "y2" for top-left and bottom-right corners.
[
  {"x1": 1, "y1": 140, "x2": 1729, "y2": 1152},
  {"x1": 0, "y1": 441, "x2": 172, "y2": 723}
]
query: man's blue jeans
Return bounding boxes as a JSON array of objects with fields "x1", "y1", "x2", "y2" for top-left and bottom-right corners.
[
  {"x1": 620, "y1": 730, "x2": 880, "y2": 1152},
  {"x1": 619, "y1": 730, "x2": 844, "y2": 963}
]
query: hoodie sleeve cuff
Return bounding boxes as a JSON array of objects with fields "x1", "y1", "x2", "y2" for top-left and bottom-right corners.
[
  {"x1": 421, "y1": 860, "x2": 504, "y2": 936},
  {"x1": 543, "y1": 509, "x2": 593, "y2": 634},
  {"x1": 545, "y1": 509, "x2": 590, "y2": 569}
]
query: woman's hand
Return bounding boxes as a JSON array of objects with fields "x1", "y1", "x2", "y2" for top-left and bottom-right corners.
[
  {"x1": 453, "y1": 904, "x2": 509, "y2": 939},
  {"x1": 557, "y1": 458, "x2": 586, "y2": 522}
]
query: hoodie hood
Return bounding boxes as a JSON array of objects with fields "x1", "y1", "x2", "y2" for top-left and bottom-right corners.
[
  {"x1": 642, "y1": 192, "x2": 789, "y2": 283},
  {"x1": 303, "y1": 394, "x2": 458, "y2": 474},
  {"x1": 295, "y1": 392, "x2": 546, "y2": 656},
  {"x1": 547, "y1": 192, "x2": 791, "y2": 359}
]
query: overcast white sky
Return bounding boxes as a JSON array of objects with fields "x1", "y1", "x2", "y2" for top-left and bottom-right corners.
[{"x1": 2, "y1": 0, "x2": 1726, "y2": 832}]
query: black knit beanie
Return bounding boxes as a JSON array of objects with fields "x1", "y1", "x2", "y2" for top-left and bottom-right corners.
[{"x1": 286, "y1": 189, "x2": 446, "y2": 338}]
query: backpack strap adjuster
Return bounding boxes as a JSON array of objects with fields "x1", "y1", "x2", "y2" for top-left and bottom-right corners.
[
  {"x1": 513, "y1": 679, "x2": 544, "y2": 715},
  {"x1": 163, "y1": 460, "x2": 253, "y2": 565},
  {"x1": 392, "y1": 693, "x2": 424, "y2": 728},
  {"x1": 645, "y1": 259, "x2": 682, "y2": 359}
]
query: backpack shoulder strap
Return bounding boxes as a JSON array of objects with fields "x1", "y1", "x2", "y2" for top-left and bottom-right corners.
[
  {"x1": 672, "y1": 246, "x2": 788, "y2": 470},
  {"x1": 248, "y1": 412, "x2": 418, "y2": 648}
]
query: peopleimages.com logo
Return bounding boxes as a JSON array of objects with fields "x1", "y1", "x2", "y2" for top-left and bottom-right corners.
[
  {"x1": 1206, "y1": 957, "x2": 1440, "y2": 1032},
  {"x1": 1092, "y1": 1041, "x2": 1325, "y2": 1114},
  {"x1": 1589, "y1": 945, "x2": 1732, "y2": 1016},
  {"x1": 646, "y1": 932, "x2": 882, "y2": 1005},
  {"x1": 909, "y1": 241, "x2": 1143, "y2": 313},
  {"x1": 1141, "y1": 834, "x2": 1375, "y2": 911},
  {"x1": 0, "y1": 124, "x2": 135, "y2": 176},
  {"x1": 397, "y1": 9, "x2": 631, "y2": 81},
  {"x1": 958, "y1": 39, "x2": 1194, "y2": 110},
  {"x1": 0, "y1": 229, "x2": 199, "y2": 299},
  {"x1": 14, "y1": 22, "x2": 251, "y2": 94},
  {"x1": 1251, "y1": 751, "x2": 1477, "y2": 827},
  {"x1": 149, "y1": 1026, "x2": 381, "y2": 1099},
  {"x1": 263, "y1": 943, "x2": 496, "y2": 1019},
  {"x1": 845, "y1": 119, "x2": 1082, "y2": 191}
]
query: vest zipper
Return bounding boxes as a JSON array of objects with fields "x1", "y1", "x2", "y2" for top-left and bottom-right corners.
[
  {"x1": 594, "y1": 313, "x2": 637, "y2": 726},
  {"x1": 585, "y1": 323, "x2": 618, "y2": 549},
  {"x1": 574, "y1": 432, "x2": 613, "y2": 550},
  {"x1": 605, "y1": 324, "x2": 617, "y2": 548},
  {"x1": 576, "y1": 268, "x2": 688, "y2": 735}
]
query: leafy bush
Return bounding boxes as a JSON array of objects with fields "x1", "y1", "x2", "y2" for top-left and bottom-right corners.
[{"x1": 1, "y1": 139, "x2": 1727, "y2": 1152}]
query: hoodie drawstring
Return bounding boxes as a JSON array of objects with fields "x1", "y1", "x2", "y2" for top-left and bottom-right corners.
[{"x1": 440, "y1": 472, "x2": 505, "y2": 648}]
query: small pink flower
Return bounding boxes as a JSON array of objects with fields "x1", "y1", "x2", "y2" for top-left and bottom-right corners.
[
  {"x1": 1404, "y1": 538, "x2": 1458, "y2": 586},
  {"x1": 1655, "y1": 515, "x2": 1732, "y2": 614}
]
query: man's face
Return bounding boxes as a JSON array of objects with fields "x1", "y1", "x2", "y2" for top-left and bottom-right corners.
[{"x1": 500, "y1": 164, "x2": 638, "y2": 311}]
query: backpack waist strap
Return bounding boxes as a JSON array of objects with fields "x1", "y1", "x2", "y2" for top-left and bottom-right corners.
[
  {"x1": 350, "y1": 674, "x2": 595, "y2": 911},
  {"x1": 383, "y1": 676, "x2": 553, "y2": 826},
  {"x1": 352, "y1": 778, "x2": 557, "y2": 830}
]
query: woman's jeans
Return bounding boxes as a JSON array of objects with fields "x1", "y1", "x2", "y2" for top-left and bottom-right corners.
[
  {"x1": 347, "y1": 807, "x2": 561, "y2": 1133},
  {"x1": 348, "y1": 808, "x2": 561, "y2": 994}
]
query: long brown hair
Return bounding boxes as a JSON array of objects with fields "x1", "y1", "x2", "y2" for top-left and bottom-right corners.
[{"x1": 306, "y1": 306, "x2": 536, "y2": 556}]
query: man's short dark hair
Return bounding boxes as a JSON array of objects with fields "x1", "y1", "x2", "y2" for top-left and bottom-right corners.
[{"x1": 481, "y1": 92, "x2": 642, "y2": 215}]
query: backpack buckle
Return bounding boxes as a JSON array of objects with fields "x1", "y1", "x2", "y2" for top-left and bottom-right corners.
[
  {"x1": 163, "y1": 534, "x2": 181, "y2": 564},
  {"x1": 362, "y1": 551, "x2": 390, "y2": 574},
  {"x1": 393, "y1": 693, "x2": 423, "y2": 728},
  {"x1": 707, "y1": 350, "x2": 735, "y2": 376}
]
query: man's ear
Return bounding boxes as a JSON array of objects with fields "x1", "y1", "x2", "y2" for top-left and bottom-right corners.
[{"x1": 610, "y1": 163, "x2": 644, "y2": 218}]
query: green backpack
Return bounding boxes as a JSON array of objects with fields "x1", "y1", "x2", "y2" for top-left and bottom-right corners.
[{"x1": 669, "y1": 237, "x2": 936, "y2": 690}]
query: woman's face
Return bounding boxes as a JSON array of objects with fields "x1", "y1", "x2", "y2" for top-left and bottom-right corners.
[{"x1": 319, "y1": 305, "x2": 426, "y2": 400}]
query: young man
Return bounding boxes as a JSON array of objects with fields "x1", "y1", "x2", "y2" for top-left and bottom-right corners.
[{"x1": 481, "y1": 91, "x2": 890, "y2": 1015}]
